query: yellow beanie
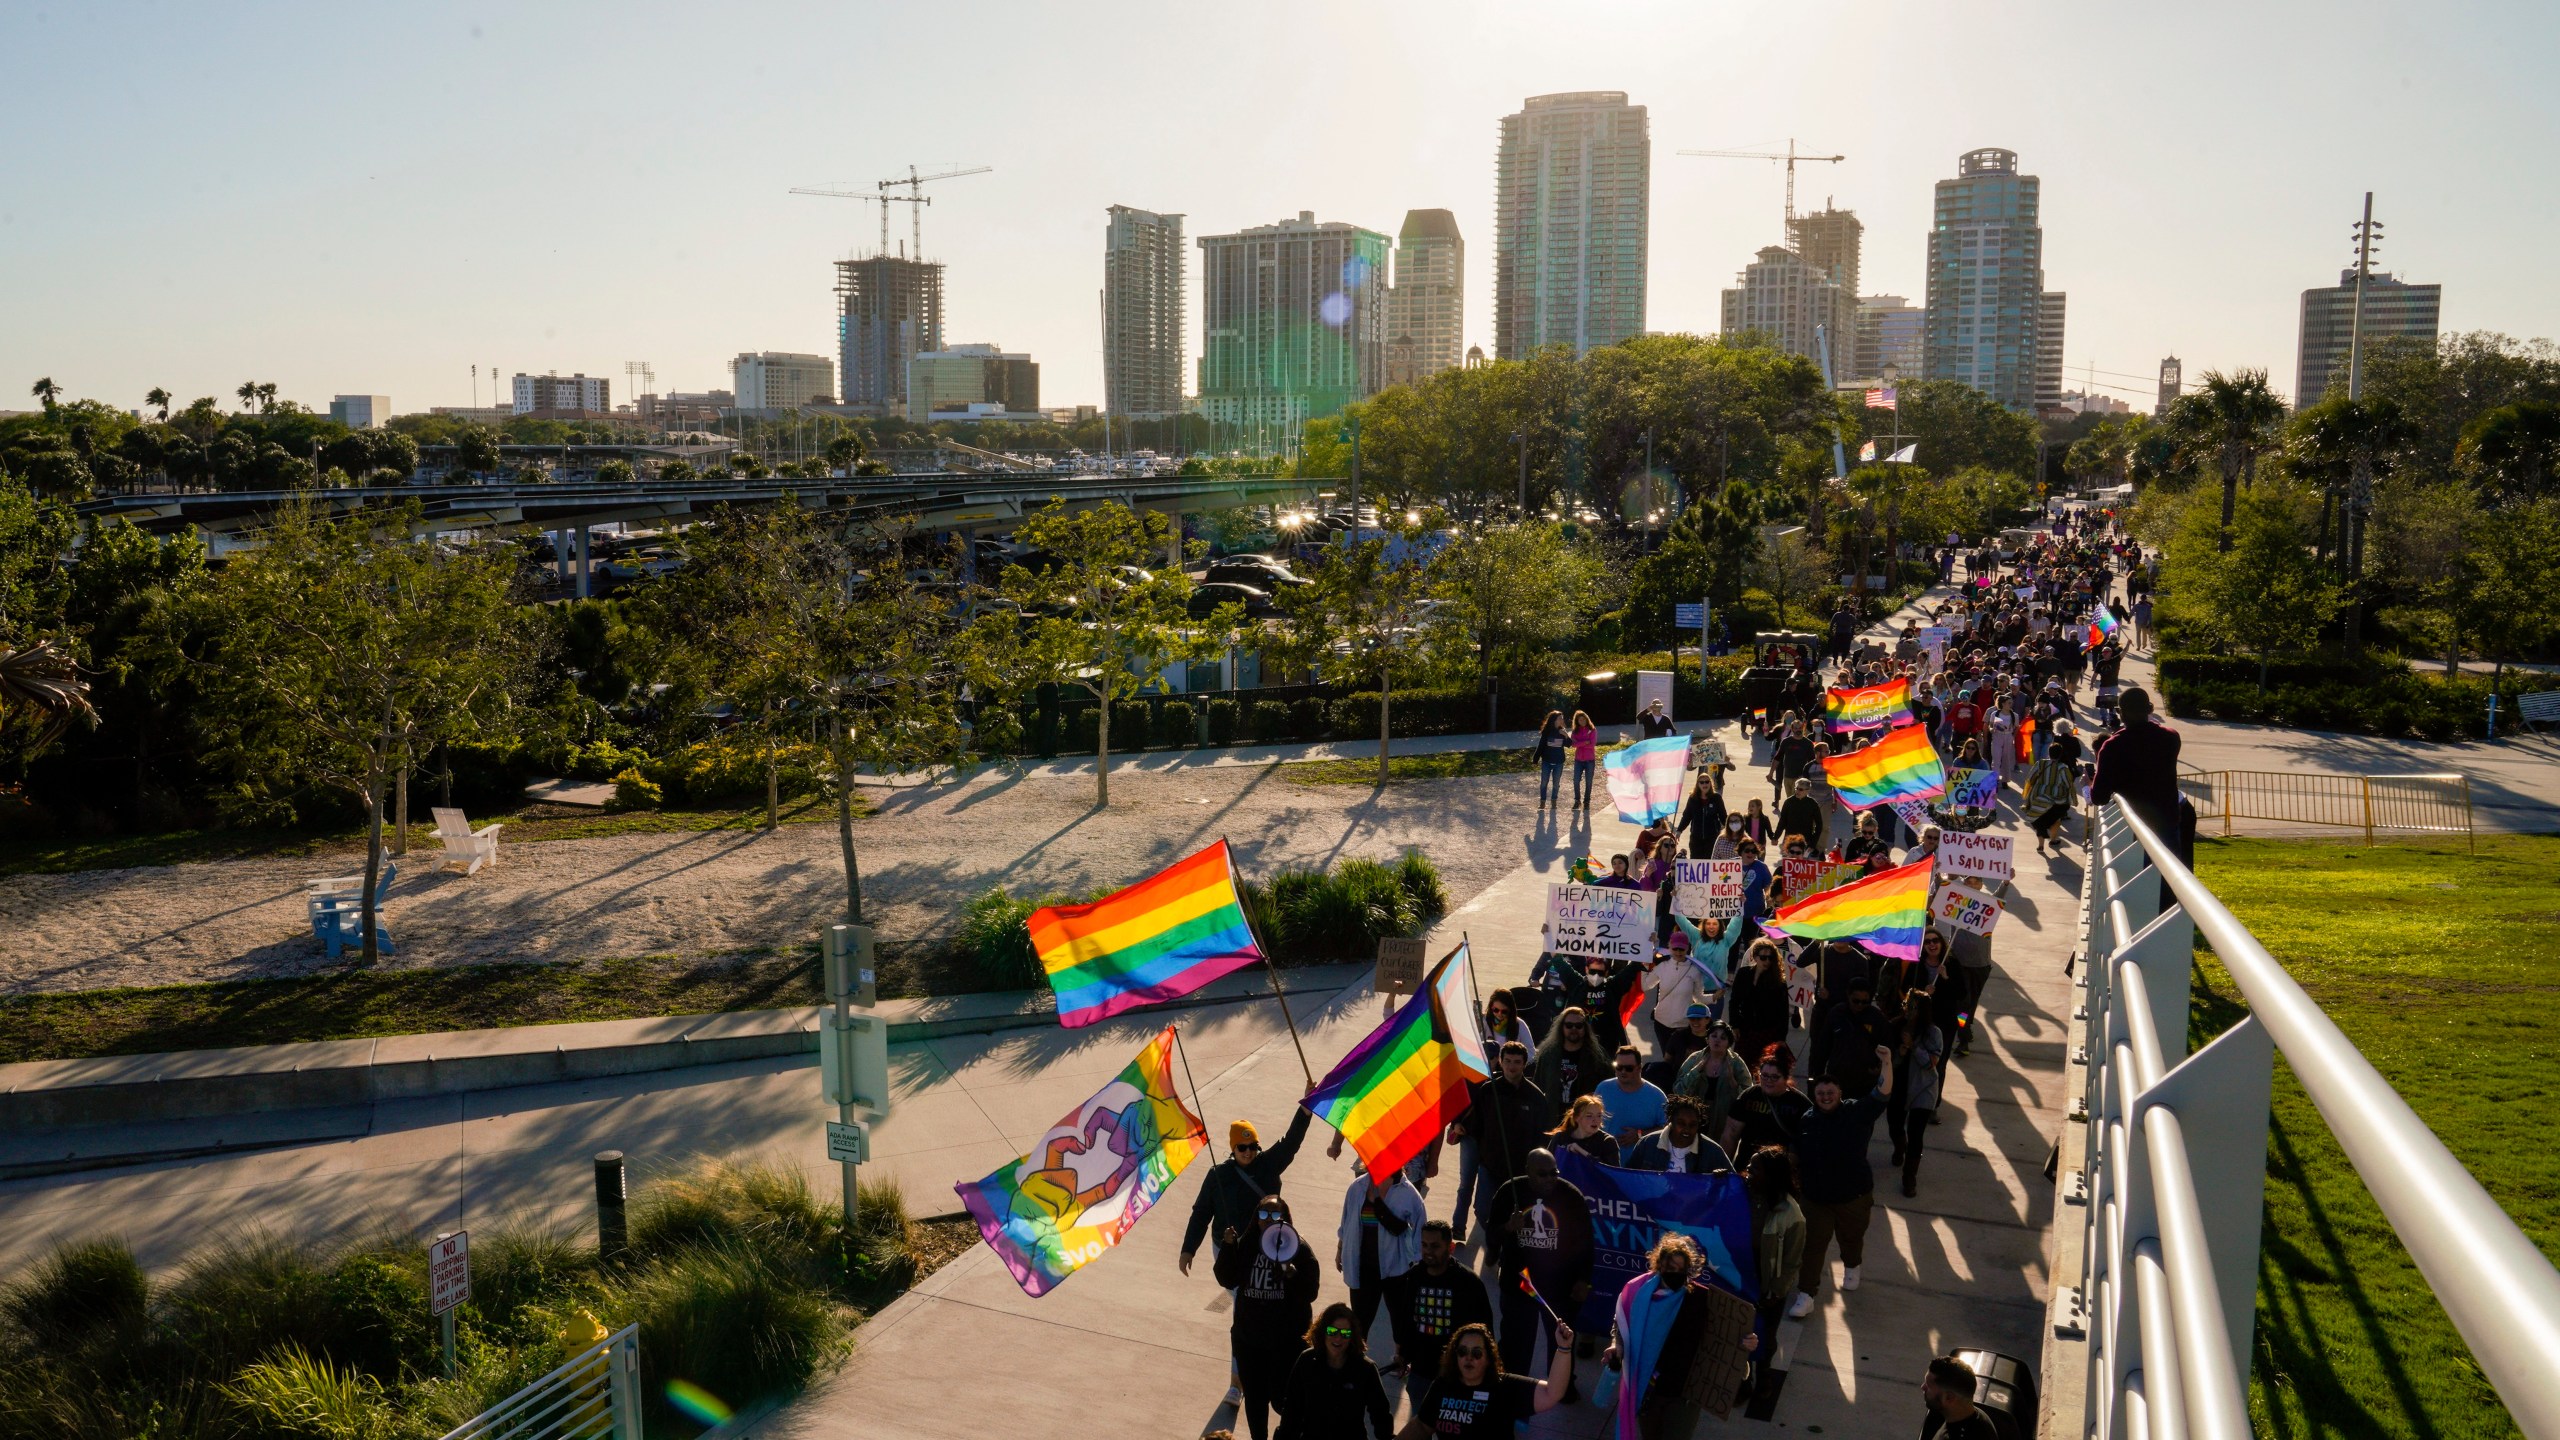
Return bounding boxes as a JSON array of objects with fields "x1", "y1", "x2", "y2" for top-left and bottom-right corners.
[{"x1": 1230, "y1": 1120, "x2": 1260, "y2": 1149}]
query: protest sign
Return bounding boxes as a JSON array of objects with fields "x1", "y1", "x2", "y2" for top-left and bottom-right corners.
[
  {"x1": 1890, "y1": 798, "x2": 1935, "y2": 835},
  {"x1": 1779, "y1": 855, "x2": 1822, "y2": 904},
  {"x1": 1555, "y1": 1152, "x2": 1760, "y2": 1335},
  {"x1": 1545, "y1": 883, "x2": 1653, "y2": 962},
  {"x1": 1688, "y1": 735, "x2": 1728, "y2": 769},
  {"x1": 1674, "y1": 859, "x2": 1744, "y2": 918},
  {"x1": 1946, "y1": 767, "x2": 1999, "y2": 811},
  {"x1": 1932, "y1": 881, "x2": 2003, "y2": 937},
  {"x1": 1935, "y1": 830, "x2": 2014, "y2": 884}
]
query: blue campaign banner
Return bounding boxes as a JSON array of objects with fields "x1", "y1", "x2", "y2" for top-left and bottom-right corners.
[{"x1": 1555, "y1": 1151, "x2": 1760, "y2": 1334}]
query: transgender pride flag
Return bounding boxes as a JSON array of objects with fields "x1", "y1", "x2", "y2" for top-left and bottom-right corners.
[{"x1": 1603, "y1": 735, "x2": 1690, "y2": 824}]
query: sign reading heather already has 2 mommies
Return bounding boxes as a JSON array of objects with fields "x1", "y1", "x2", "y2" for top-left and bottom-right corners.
[{"x1": 1545, "y1": 883, "x2": 1654, "y2": 962}]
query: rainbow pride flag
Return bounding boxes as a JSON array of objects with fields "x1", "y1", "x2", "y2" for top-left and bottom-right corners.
[
  {"x1": 955, "y1": 1024, "x2": 1209, "y2": 1296},
  {"x1": 1303, "y1": 944, "x2": 1491, "y2": 1180},
  {"x1": 1029, "y1": 841, "x2": 1264, "y2": 1028},
  {"x1": 2086, "y1": 607, "x2": 2121, "y2": 649},
  {"x1": 1824, "y1": 676, "x2": 1914, "y2": 732},
  {"x1": 1821, "y1": 723, "x2": 1947, "y2": 810},
  {"x1": 1761, "y1": 856, "x2": 1933, "y2": 961}
]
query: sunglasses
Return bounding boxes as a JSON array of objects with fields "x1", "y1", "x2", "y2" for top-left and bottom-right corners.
[
  {"x1": 1235, "y1": 1142, "x2": 1261, "y2": 1154},
  {"x1": 1615, "y1": 1063, "x2": 1638, "y2": 1073},
  {"x1": 1321, "y1": 1325, "x2": 1353, "y2": 1338}
]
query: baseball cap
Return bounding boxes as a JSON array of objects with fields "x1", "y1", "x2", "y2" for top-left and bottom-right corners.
[{"x1": 1685, "y1": 1003, "x2": 1709, "y2": 1019}]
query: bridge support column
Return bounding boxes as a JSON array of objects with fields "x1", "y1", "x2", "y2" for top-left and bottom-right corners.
[{"x1": 575, "y1": 526, "x2": 591, "y2": 600}]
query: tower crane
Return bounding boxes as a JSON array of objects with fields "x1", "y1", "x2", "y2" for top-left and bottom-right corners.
[
  {"x1": 790, "y1": 164, "x2": 991, "y2": 259},
  {"x1": 1677, "y1": 140, "x2": 1845, "y2": 230}
]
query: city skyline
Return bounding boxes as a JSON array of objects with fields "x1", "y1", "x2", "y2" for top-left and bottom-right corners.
[{"x1": 5, "y1": 1, "x2": 2555, "y2": 418}]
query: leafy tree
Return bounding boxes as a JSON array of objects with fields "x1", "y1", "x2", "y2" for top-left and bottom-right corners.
[
  {"x1": 2162, "y1": 481, "x2": 2338, "y2": 686},
  {"x1": 453, "y1": 427, "x2": 501, "y2": 476},
  {"x1": 2287, "y1": 394, "x2": 2414, "y2": 571},
  {"x1": 2453, "y1": 498, "x2": 2560, "y2": 694},
  {"x1": 594, "y1": 459, "x2": 636, "y2": 486},
  {"x1": 1752, "y1": 529, "x2": 1831, "y2": 630},
  {"x1": 2457, "y1": 400, "x2": 2560, "y2": 507},
  {"x1": 2369, "y1": 481, "x2": 2478, "y2": 672},
  {"x1": 658, "y1": 460, "x2": 697, "y2": 483},
  {"x1": 1270, "y1": 529, "x2": 1437, "y2": 785},
  {"x1": 1428, "y1": 520, "x2": 1603, "y2": 696},
  {"x1": 2357, "y1": 331, "x2": 2560, "y2": 474},
  {"x1": 162, "y1": 500, "x2": 531, "y2": 962},
  {"x1": 1624, "y1": 481, "x2": 1762, "y2": 647},
  {"x1": 999, "y1": 500, "x2": 1230, "y2": 805},
  {"x1": 235, "y1": 381, "x2": 258, "y2": 414},
  {"x1": 2184, "y1": 369, "x2": 2288, "y2": 551},
  {"x1": 1875, "y1": 380, "x2": 2038, "y2": 482},
  {"x1": 29, "y1": 378, "x2": 61, "y2": 413}
]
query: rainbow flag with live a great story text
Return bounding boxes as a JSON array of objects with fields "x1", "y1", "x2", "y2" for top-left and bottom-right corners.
[
  {"x1": 1820, "y1": 723, "x2": 1947, "y2": 810},
  {"x1": 1029, "y1": 841, "x2": 1264, "y2": 1027},
  {"x1": 1761, "y1": 856, "x2": 1933, "y2": 961},
  {"x1": 1824, "y1": 676, "x2": 1914, "y2": 732}
]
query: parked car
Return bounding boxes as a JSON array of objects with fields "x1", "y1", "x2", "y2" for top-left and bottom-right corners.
[
  {"x1": 1205, "y1": 556, "x2": 1304, "y2": 588},
  {"x1": 1188, "y1": 581, "x2": 1271, "y2": 620}
]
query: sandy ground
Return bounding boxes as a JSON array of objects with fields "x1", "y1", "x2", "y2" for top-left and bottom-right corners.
[{"x1": 0, "y1": 762, "x2": 1587, "y2": 996}]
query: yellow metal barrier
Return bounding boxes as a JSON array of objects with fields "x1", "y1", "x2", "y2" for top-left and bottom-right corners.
[{"x1": 2176, "y1": 769, "x2": 2474, "y2": 849}]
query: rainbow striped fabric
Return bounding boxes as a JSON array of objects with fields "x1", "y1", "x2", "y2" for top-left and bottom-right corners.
[
  {"x1": 1762, "y1": 856, "x2": 1933, "y2": 961},
  {"x1": 955, "y1": 1024, "x2": 1209, "y2": 1296},
  {"x1": 1824, "y1": 677, "x2": 1914, "y2": 732},
  {"x1": 1029, "y1": 841, "x2": 1264, "y2": 1028},
  {"x1": 2086, "y1": 607, "x2": 2121, "y2": 649},
  {"x1": 1821, "y1": 723, "x2": 1948, "y2": 810},
  {"x1": 1303, "y1": 944, "x2": 1491, "y2": 1180}
]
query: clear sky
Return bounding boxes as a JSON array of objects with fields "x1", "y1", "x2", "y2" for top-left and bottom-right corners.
[{"x1": 6, "y1": 0, "x2": 2555, "y2": 418}]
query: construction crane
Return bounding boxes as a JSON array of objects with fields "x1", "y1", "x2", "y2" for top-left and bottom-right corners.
[
  {"x1": 791, "y1": 164, "x2": 991, "y2": 259},
  {"x1": 1678, "y1": 140, "x2": 1846, "y2": 229}
]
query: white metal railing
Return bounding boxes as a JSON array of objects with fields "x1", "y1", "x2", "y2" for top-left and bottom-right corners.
[
  {"x1": 2065, "y1": 799, "x2": 2560, "y2": 1440},
  {"x1": 439, "y1": 1324, "x2": 642, "y2": 1440}
]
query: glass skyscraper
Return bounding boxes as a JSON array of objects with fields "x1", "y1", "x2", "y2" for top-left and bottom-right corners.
[
  {"x1": 1493, "y1": 92, "x2": 1649, "y2": 359},
  {"x1": 1923, "y1": 148, "x2": 2045, "y2": 411}
]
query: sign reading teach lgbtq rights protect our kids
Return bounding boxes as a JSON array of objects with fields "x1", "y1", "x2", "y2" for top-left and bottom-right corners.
[
  {"x1": 1931, "y1": 881, "x2": 2004, "y2": 937},
  {"x1": 1545, "y1": 883, "x2": 1654, "y2": 962},
  {"x1": 1673, "y1": 859, "x2": 1746, "y2": 919},
  {"x1": 1935, "y1": 830, "x2": 2015, "y2": 884}
]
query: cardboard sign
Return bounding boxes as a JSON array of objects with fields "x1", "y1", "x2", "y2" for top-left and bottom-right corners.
[
  {"x1": 1932, "y1": 881, "x2": 2004, "y2": 937},
  {"x1": 1889, "y1": 798, "x2": 1935, "y2": 835},
  {"x1": 1778, "y1": 856, "x2": 1823, "y2": 904},
  {"x1": 1935, "y1": 830, "x2": 2015, "y2": 884},
  {"x1": 1674, "y1": 859, "x2": 1745, "y2": 919},
  {"x1": 1374, "y1": 936, "x2": 1428, "y2": 995},
  {"x1": 1545, "y1": 883, "x2": 1654, "y2": 962},
  {"x1": 1689, "y1": 736, "x2": 1728, "y2": 769},
  {"x1": 1818, "y1": 862, "x2": 1865, "y2": 894},
  {"x1": 1947, "y1": 767, "x2": 1999, "y2": 811},
  {"x1": 428, "y1": 1232, "x2": 470, "y2": 1317}
]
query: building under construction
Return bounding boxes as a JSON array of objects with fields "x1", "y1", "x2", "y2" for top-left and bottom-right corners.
[{"x1": 836, "y1": 254, "x2": 944, "y2": 413}]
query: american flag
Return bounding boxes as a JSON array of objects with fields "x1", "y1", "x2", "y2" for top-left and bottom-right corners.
[{"x1": 1865, "y1": 386, "x2": 1897, "y2": 409}]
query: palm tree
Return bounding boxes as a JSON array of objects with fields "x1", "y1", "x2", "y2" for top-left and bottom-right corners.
[
  {"x1": 0, "y1": 639, "x2": 96, "y2": 749},
  {"x1": 2192, "y1": 369, "x2": 2287, "y2": 552},
  {"x1": 236, "y1": 381, "x2": 258, "y2": 413},
  {"x1": 30, "y1": 377, "x2": 60, "y2": 412},
  {"x1": 255, "y1": 382, "x2": 277, "y2": 414},
  {"x1": 145, "y1": 387, "x2": 171, "y2": 421}
]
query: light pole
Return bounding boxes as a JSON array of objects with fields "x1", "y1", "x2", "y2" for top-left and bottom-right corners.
[
  {"x1": 1338, "y1": 413, "x2": 1362, "y2": 530},
  {"x1": 1513, "y1": 430, "x2": 1528, "y2": 516}
]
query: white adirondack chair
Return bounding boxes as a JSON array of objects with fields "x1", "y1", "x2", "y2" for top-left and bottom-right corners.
[{"x1": 431, "y1": 807, "x2": 504, "y2": 876}]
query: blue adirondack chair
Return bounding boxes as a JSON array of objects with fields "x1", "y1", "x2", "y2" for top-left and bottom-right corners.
[{"x1": 309, "y1": 863, "x2": 398, "y2": 958}]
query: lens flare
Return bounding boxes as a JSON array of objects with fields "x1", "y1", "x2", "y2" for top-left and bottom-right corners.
[
  {"x1": 1318, "y1": 292, "x2": 1352, "y2": 327},
  {"x1": 665, "y1": 1379, "x2": 733, "y2": 1426}
]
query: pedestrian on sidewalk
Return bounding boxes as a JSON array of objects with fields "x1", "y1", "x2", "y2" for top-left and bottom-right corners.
[
  {"x1": 1449, "y1": 1042, "x2": 1545, "y2": 1242},
  {"x1": 1672, "y1": 1022, "x2": 1749, "y2": 1141},
  {"x1": 1724, "y1": 940, "x2": 1790, "y2": 1071},
  {"x1": 1484, "y1": 1148, "x2": 1594, "y2": 1387},
  {"x1": 1381, "y1": 1222, "x2": 1495, "y2": 1420},
  {"x1": 1548, "y1": 1093, "x2": 1622, "y2": 1167},
  {"x1": 1569, "y1": 711, "x2": 1600, "y2": 811},
  {"x1": 1639, "y1": 697, "x2": 1676, "y2": 739},
  {"x1": 1884, "y1": 988, "x2": 1944, "y2": 1198},
  {"x1": 1337, "y1": 1157, "x2": 1427, "y2": 1347},
  {"x1": 1450, "y1": 998, "x2": 1533, "y2": 1231},
  {"x1": 1183, "y1": 1110, "x2": 1317, "y2": 1275},
  {"x1": 1214, "y1": 1195, "x2": 1322, "y2": 1440},
  {"x1": 1792, "y1": 1050, "x2": 1894, "y2": 1311},
  {"x1": 1601, "y1": 1232, "x2": 1758, "y2": 1440},
  {"x1": 1533, "y1": 711, "x2": 1568, "y2": 810},
  {"x1": 1394, "y1": 1316, "x2": 1575, "y2": 1440},
  {"x1": 1532, "y1": 1007, "x2": 1609, "y2": 1110},
  {"x1": 1624, "y1": 1094, "x2": 1734, "y2": 1175},
  {"x1": 1675, "y1": 767, "x2": 1728, "y2": 858},
  {"x1": 2024, "y1": 749, "x2": 2077, "y2": 854},
  {"x1": 1920, "y1": 1355, "x2": 2002, "y2": 1440},
  {"x1": 1723, "y1": 1042, "x2": 1812, "y2": 1163},
  {"x1": 1276, "y1": 1302, "x2": 1396, "y2": 1440},
  {"x1": 1598, "y1": 1045, "x2": 1669, "y2": 1148},
  {"x1": 1570, "y1": 955, "x2": 1641, "y2": 1053}
]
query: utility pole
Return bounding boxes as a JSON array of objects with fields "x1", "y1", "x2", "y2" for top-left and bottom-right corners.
[
  {"x1": 1341, "y1": 413, "x2": 1362, "y2": 529},
  {"x1": 1514, "y1": 430, "x2": 1529, "y2": 516},
  {"x1": 2344, "y1": 192, "x2": 2381, "y2": 652}
]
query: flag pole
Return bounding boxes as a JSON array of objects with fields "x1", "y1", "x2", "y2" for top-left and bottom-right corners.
[
  {"x1": 1227, "y1": 839, "x2": 1318, "y2": 1090},
  {"x1": 1170, "y1": 1020, "x2": 1219, "y2": 1164}
]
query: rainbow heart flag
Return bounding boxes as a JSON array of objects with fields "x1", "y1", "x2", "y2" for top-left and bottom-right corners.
[
  {"x1": 956, "y1": 1024, "x2": 1209, "y2": 1296},
  {"x1": 1029, "y1": 841, "x2": 1264, "y2": 1028},
  {"x1": 1303, "y1": 943, "x2": 1491, "y2": 1180},
  {"x1": 1824, "y1": 677, "x2": 1914, "y2": 732},
  {"x1": 1761, "y1": 856, "x2": 1933, "y2": 961},
  {"x1": 1821, "y1": 723, "x2": 1947, "y2": 810},
  {"x1": 2086, "y1": 608, "x2": 2121, "y2": 649}
]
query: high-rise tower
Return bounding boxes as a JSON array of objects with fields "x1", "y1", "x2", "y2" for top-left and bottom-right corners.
[
  {"x1": 1494, "y1": 92, "x2": 1650, "y2": 359},
  {"x1": 1102, "y1": 206, "x2": 1186, "y2": 419},
  {"x1": 1922, "y1": 148, "x2": 2045, "y2": 410},
  {"x1": 836, "y1": 255, "x2": 943, "y2": 413},
  {"x1": 1384, "y1": 209, "x2": 1464, "y2": 388}
]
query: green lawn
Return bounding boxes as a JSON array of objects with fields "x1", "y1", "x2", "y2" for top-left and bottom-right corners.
[
  {"x1": 0, "y1": 952, "x2": 825, "y2": 1064},
  {"x1": 0, "y1": 793, "x2": 848, "y2": 877},
  {"x1": 2189, "y1": 833, "x2": 2560, "y2": 1440}
]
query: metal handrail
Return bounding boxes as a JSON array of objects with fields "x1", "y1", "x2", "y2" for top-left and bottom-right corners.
[
  {"x1": 2109, "y1": 801, "x2": 2560, "y2": 1436},
  {"x1": 440, "y1": 1323, "x2": 641, "y2": 1440}
]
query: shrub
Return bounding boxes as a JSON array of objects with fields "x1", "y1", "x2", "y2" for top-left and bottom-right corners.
[
  {"x1": 629, "y1": 1159, "x2": 842, "y2": 1292},
  {"x1": 316, "y1": 1249, "x2": 434, "y2": 1381},
  {"x1": 441, "y1": 740, "x2": 545, "y2": 813},
  {"x1": 1289, "y1": 696, "x2": 1328, "y2": 741},
  {"x1": 1065, "y1": 706, "x2": 1100, "y2": 754},
  {"x1": 1109, "y1": 701, "x2": 1151, "y2": 752},
  {"x1": 563, "y1": 738, "x2": 650, "y2": 783},
  {"x1": 643, "y1": 738, "x2": 827, "y2": 806},
  {"x1": 1395, "y1": 849, "x2": 1448, "y2": 918},
  {"x1": 957, "y1": 886, "x2": 1045, "y2": 990},
  {"x1": 463, "y1": 1225, "x2": 592, "y2": 1345},
  {"x1": 1250, "y1": 700, "x2": 1292, "y2": 745},
  {"x1": 601, "y1": 1243, "x2": 844, "y2": 1428},
  {"x1": 1157, "y1": 700, "x2": 1198, "y2": 748},
  {"x1": 1207, "y1": 697, "x2": 1240, "y2": 746},
  {"x1": 1245, "y1": 852, "x2": 1449, "y2": 962},
  {"x1": 160, "y1": 1233, "x2": 332, "y2": 1377},
  {"x1": 3, "y1": 1238, "x2": 147, "y2": 1350},
  {"x1": 221, "y1": 1343, "x2": 403, "y2": 1440},
  {"x1": 604, "y1": 768, "x2": 661, "y2": 812},
  {"x1": 972, "y1": 704, "x2": 1024, "y2": 756}
]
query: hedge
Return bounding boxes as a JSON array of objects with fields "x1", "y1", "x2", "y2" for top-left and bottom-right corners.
[{"x1": 2158, "y1": 654, "x2": 2557, "y2": 741}]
